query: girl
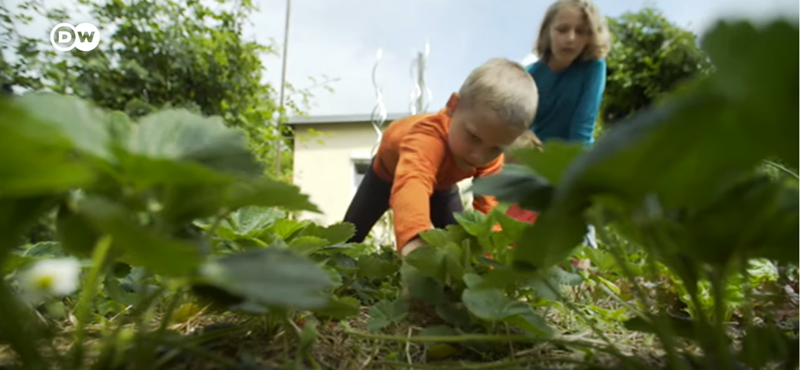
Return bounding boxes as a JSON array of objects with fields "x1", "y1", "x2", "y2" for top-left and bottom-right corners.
[
  {"x1": 519, "y1": 0, "x2": 611, "y2": 249},
  {"x1": 527, "y1": 0, "x2": 611, "y2": 146}
]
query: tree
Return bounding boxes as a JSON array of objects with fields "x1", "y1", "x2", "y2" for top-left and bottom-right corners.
[
  {"x1": 600, "y1": 6, "x2": 712, "y2": 125},
  {"x1": 0, "y1": 0, "x2": 332, "y2": 180}
]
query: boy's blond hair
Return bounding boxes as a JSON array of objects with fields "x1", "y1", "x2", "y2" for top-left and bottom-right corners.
[
  {"x1": 458, "y1": 58, "x2": 539, "y2": 129},
  {"x1": 534, "y1": 0, "x2": 612, "y2": 62}
]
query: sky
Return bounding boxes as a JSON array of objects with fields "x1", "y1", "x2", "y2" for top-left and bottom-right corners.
[{"x1": 5, "y1": 0, "x2": 799, "y2": 118}]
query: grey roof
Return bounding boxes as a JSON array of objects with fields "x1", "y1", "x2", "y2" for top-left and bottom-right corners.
[{"x1": 287, "y1": 112, "x2": 413, "y2": 125}]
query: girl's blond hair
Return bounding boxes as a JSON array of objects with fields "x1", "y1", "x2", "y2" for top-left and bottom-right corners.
[{"x1": 534, "y1": 0, "x2": 611, "y2": 62}]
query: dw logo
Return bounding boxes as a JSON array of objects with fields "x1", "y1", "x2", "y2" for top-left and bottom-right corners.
[{"x1": 50, "y1": 23, "x2": 100, "y2": 52}]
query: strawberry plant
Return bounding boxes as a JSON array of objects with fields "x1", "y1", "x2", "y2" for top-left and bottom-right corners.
[{"x1": 473, "y1": 18, "x2": 798, "y2": 370}]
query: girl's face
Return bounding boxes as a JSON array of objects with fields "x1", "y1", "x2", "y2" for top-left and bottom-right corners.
[{"x1": 548, "y1": 6, "x2": 591, "y2": 67}]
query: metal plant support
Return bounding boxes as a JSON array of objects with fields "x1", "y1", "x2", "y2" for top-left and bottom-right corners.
[
  {"x1": 409, "y1": 42, "x2": 432, "y2": 115},
  {"x1": 369, "y1": 48, "x2": 388, "y2": 157},
  {"x1": 368, "y1": 43, "x2": 433, "y2": 248}
]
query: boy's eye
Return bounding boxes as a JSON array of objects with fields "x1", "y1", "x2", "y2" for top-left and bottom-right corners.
[{"x1": 470, "y1": 133, "x2": 481, "y2": 143}]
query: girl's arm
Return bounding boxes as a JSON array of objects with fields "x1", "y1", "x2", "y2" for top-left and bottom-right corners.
[{"x1": 568, "y1": 59, "x2": 607, "y2": 145}]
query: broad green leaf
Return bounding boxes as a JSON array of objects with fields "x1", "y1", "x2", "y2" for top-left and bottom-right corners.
[
  {"x1": 198, "y1": 248, "x2": 333, "y2": 310},
  {"x1": 511, "y1": 141, "x2": 585, "y2": 184},
  {"x1": 312, "y1": 295, "x2": 360, "y2": 320},
  {"x1": 513, "y1": 208, "x2": 587, "y2": 270},
  {"x1": 13, "y1": 92, "x2": 113, "y2": 161},
  {"x1": 222, "y1": 177, "x2": 320, "y2": 213},
  {"x1": 295, "y1": 222, "x2": 355, "y2": 245},
  {"x1": 677, "y1": 176, "x2": 799, "y2": 265},
  {"x1": 267, "y1": 218, "x2": 312, "y2": 240},
  {"x1": 212, "y1": 207, "x2": 283, "y2": 241},
  {"x1": 471, "y1": 164, "x2": 553, "y2": 210},
  {"x1": 454, "y1": 211, "x2": 488, "y2": 237},
  {"x1": 418, "y1": 228, "x2": 452, "y2": 248},
  {"x1": 366, "y1": 299, "x2": 409, "y2": 331},
  {"x1": 461, "y1": 287, "x2": 553, "y2": 336},
  {"x1": 400, "y1": 261, "x2": 447, "y2": 304},
  {"x1": 77, "y1": 197, "x2": 203, "y2": 276},
  {"x1": 22, "y1": 242, "x2": 64, "y2": 258},
  {"x1": 127, "y1": 109, "x2": 263, "y2": 177},
  {"x1": 490, "y1": 209, "x2": 530, "y2": 245},
  {"x1": 435, "y1": 304, "x2": 473, "y2": 329},
  {"x1": 701, "y1": 20, "x2": 798, "y2": 168},
  {"x1": 357, "y1": 254, "x2": 398, "y2": 279},
  {"x1": 288, "y1": 236, "x2": 329, "y2": 255},
  {"x1": 0, "y1": 100, "x2": 95, "y2": 197},
  {"x1": 158, "y1": 176, "x2": 319, "y2": 226},
  {"x1": 404, "y1": 246, "x2": 448, "y2": 282}
]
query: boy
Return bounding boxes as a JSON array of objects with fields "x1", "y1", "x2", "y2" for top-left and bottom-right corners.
[{"x1": 342, "y1": 57, "x2": 539, "y2": 256}]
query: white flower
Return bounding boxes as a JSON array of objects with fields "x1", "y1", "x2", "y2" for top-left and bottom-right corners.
[{"x1": 19, "y1": 258, "x2": 82, "y2": 302}]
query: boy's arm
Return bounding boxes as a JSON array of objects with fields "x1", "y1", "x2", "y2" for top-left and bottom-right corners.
[
  {"x1": 472, "y1": 155, "x2": 503, "y2": 214},
  {"x1": 391, "y1": 121, "x2": 447, "y2": 253},
  {"x1": 568, "y1": 59, "x2": 606, "y2": 145}
]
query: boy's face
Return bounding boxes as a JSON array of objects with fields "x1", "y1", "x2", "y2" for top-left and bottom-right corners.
[{"x1": 445, "y1": 93, "x2": 525, "y2": 171}]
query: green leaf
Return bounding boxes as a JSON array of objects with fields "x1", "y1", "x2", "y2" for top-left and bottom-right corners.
[
  {"x1": 267, "y1": 218, "x2": 312, "y2": 240},
  {"x1": 197, "y1": 248, "x2": 333, "y2": 310},
  {"x1": 471, "y1": 165, "x2": 553, "y2": 210},
  {"x1": 127, "y1": 109, "x2": 263, "y2": 177},
  {"x1": 513, "y1": 208, "x2": 587, "y2": 270},
  {"x1": 295, "y1": 222, "x2": 355, "y2": 245},
  {"x1": 701, "y1": 20, "x2": 798, "y2": 168},
  {"x1": 512, "y1": 141, "x2": 585, "y2": 184},
  {"x1": 404, "y1": 246, "x2": 448, "y2": 282},
  {"x1": 418, "y1": 228, "x2": 453, "y2": 248},
  {"x1": 366, "y1": 299, "x2": 409, "y2": 331},
  {"x1": 357, "y1": 254, "x2": 398, "y2": 279},
  {"x1": 78, "y1": 197, "x2": 203, "y2": 276},
  {"x1": 288, "y1": 236, "x2": 329, "y2": 255},
  {"x1": 23, "y1": 241, "x2": 64, "y2": 258},
  {"x1": 461, "y1": 287, "x2": 553, "y2": 336},
  {"x1": 214, "y1": 206, "x2": 283, "y2": 240},
  {"x1": 678, "y1": 176, "x2": 799, "y2": 265},
  {"x1": 12, "y1": 92, "x2": 113, "y2": 161},
  {"x1": 400, "y1": 261, "x2": 447, "y2": 304},
  {"x1": 312, "y1": 295, "x2": 360, "y2": 320},
  {"x1": 0, "y1": 100, "x2": 95, "y2": 197},
  {"x1": 490, "y1": 209, "x2": 530, "y2": 245},
  {"x1": 454, "y1": 211, "x2": 488, "y2": 237}
]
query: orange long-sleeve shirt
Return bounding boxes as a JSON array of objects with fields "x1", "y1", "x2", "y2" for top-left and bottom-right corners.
[{"x1": 372, "y1": 110, "x2": 502, "y2": 251}]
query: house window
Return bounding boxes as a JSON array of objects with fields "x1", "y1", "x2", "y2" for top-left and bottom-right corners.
[{"x1": 352, "y1": 160, "x2": 371, "y2": 197}]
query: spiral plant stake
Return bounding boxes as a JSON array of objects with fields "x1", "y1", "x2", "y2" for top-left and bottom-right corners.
[
  {"x1": 409, "y1": 42, "x2": 433, "y2": 115},
  {"x1": 370, "y1": 48, "x2": 387, "y2": 156}
]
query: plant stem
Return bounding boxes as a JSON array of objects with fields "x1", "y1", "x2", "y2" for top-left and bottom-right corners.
[
  {"x1": 709, "y1": 268, "x2": 733, "y2": 370},
  {"x1": 70, "y1": 235, "x2": 113, "y2": 370},
  {"x1": 345, "y1": 325, "x2": 615, "y2": 352},
  {"x1": 374, "y1": 356, "x2": 612, "y2": 370}
]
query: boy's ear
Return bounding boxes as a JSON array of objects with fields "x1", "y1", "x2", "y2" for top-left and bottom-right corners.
[{"x1": 444, "y1": 93, "x2": 459, "y2": 116}]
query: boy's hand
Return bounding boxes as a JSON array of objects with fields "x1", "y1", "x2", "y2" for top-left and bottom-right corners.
[
  {"x1": 400, "y1": 237, "x2": 426, "y2": 257},
  {"x1": 399, "y1": 237, "x2": 426, "y2": 299}
]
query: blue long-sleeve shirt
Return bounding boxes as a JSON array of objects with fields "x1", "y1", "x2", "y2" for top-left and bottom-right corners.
[{"x1": 526, "y1": 58, "x2": 606, "y2": 146}]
